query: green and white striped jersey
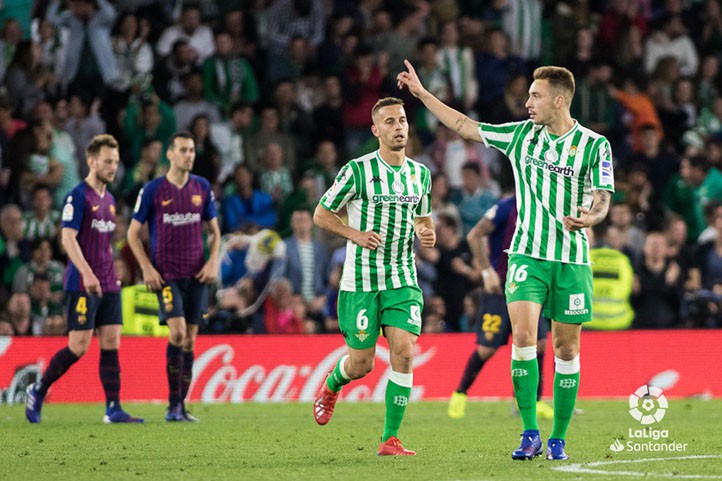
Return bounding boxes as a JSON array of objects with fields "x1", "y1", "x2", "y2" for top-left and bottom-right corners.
[
  {"x1": 23, "y1": 211, "x2": 60, "y2": 241},
  {"x1": 478, "y1": 119, "x2": 615, "y2": 265},
  {"x1": 320, "y1": 150, "x2": 432, "y2": 292}
]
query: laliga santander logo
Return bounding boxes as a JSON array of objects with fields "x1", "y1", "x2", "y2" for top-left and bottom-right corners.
[
  {"x1": 188, "y1": 344, "x2": 437, "y2": 402},
  {"x1": 609, "y1": 384, "x2": 686, "y2": 453},
  {"x1": 628, "y1": 384, "x2": 668, "y2": 425}
]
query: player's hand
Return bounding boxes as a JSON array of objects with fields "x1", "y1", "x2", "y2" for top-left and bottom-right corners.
[
  {"x1": 665, "y1": 261, "x2": 680, "y2": 286},
  {"x1": 563, "y1": 207, "x2": 593, "y2": 232},
  {"x1": 353, "y1": 230, "x2": 383, "y2": 250},
  {"x1": 142, "y1": 265, "x2": 165, "y2": 291},
  {"x1": 396, "y1": 60, "x2": 428, "y2": 99},
  {"x1": 195, "y1": 261, "x2": 218, "y2": 284},
  {"x1": 82, "y1": 270, "x2": 102, "y2": 297},
  {"x1": 481, "y1": 267, "x2": 503, "y2": 295},
  {"x1": 416, "y1": 226, "x2": 436, "y2": 248}
]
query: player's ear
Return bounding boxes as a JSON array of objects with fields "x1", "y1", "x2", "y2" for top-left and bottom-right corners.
[{"x1": 371, "y1": 123, "x2": 379, "y2": 138}]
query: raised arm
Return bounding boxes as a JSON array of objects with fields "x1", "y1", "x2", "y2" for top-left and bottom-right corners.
[{"x1": 397, "y1": 59, "x2": 483, "y2": 143}]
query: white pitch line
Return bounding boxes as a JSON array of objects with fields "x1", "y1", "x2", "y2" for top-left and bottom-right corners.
[{"x1": 553, "y1": 455, "x2": 722, "y2": 479}]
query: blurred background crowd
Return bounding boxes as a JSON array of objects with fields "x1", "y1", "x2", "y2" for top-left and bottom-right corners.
[{"x1": 1, "y1": 0, "x2": 721, "y2": 337}]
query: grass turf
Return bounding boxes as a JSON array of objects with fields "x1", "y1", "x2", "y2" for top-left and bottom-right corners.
[{"x1": 2, "y1": 399, "x2": 721, "y2": 481}]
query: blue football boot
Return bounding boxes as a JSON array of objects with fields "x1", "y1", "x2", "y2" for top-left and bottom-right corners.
[
  {"x1": 511, "y1": 430, "x2": 543, "y2": 460},
  {"x1": 165, "y1": 404, "x2": 186, "y2": 422},
  {"x1": 546, "y1": 438, "x2": 570, "y2": 460},
  {"x1": 103, "y1": 405, "x2": 144, "y2": 423},
  {"x1": 25, "y1": 383, "x2": 45, "y2": 424}
]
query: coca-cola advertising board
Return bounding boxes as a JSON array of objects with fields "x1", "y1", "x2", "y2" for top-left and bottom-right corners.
[{"x1": 1, "y1": 331, "x2": 720, "y2": 404}]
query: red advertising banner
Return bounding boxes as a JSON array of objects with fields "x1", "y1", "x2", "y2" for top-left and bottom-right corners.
[{"x1": 1, "y1": 330, "x2": 720, "y2": 404}]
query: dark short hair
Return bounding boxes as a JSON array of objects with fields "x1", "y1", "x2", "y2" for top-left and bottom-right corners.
[
  {"x1": 417, "y1": 36, "x2": 438, "y2": 50},
  {"x1": 461, "y1": 161, "x2": 481, "y2": 175},
  {"x1": 140, "y1": 137, "x2": 161, "y2": 150},
  {"x1": 688, "y1": 155, "x2": 710, "y2": 172},
  {"x1": 533, "y1": 66, "x2": 575, "y2": 99},
  {"x1": 230, "y1": 101, "x2": 251, "y2": 116},
  {"x1": 371, "y1": 97, "x2": 404, "y2": 119},
  {"x1": 640, "y1": 123, "x2": 658, "y2": 133},
  {"x1": 31, "y1": 237, "x2": 51, "y2": 252},
  {"x1": 171, "y1": 39, "x2": 190, "y2": 54},
  {"x1": 168, "y1": 131, "x2": 194, "y2": 149},
  {"x1": 86, "y1": 134, "x2": 119, "y2": 158},
  {"x1": 33, "y1": 183, "x2": 52, "y2": 195},
  {"x1": 181, "y1": 2, "x2": 201, "y2": 14},
  {"x1": 437, "y1": 212, "x2": 458, "y2": 230}
]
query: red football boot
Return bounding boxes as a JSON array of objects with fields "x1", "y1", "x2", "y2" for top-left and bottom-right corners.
[
  {"x1": 313, "y1": 382, "x2": 339, "y2": 425},
  {"x1": 377, "y1": 436, "x2": 416, "y2": 456}
]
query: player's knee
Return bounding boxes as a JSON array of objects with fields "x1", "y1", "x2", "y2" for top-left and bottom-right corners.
[
  {"x1": 169, "y1": 331, "x2": 185, "y2": 346},
  {"x1": 69, "y1": 342, "x2": 90, "y2": 357},
  {"x1": 511, "y1": 331, "x2": 535, "y2": 347},
  {"x1": 477, "y1": 345, "x2": 497, "y2": 360},
  {"x1": 182, "y1": 338, "x2": 195, "y2": 351},
  {"x1": 554, "y1": 343, "x2": 579, "y2": 360},
  {"x1": 391, "y1": 344, "x2": 413, "y2": 364},
  {"x1": 347, "y1": 356, "x2": 374, "y2": 379}
]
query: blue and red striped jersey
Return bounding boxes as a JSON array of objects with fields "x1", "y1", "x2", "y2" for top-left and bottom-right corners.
[
  {"x1": 132, "y1": 174, "x2": 217, "y2": 280},
  {"x1": 61, "y1": 181, "x2": 120, "y2": 293},
  {"x1": 484, "y1": 196, "x2": 518, "y2": 282}
]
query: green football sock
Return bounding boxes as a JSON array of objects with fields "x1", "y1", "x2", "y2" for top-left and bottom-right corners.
[
  {"x1": 382, "y1": 371, "x2": 412, "y2": 442},
  {"x1": 326, "y1": 355, "x2": 351, "y2": 392},
  {"x1": 551, "y1": 356, "x2": 580, "y2": 440},
  {"x1": 511, "y1": 345, "x2": 539, "y2": 431}
]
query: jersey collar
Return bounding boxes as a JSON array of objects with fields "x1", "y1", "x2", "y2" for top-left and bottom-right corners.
[
  {"x1": 375, "y1": 150, "x2": 408, "y2": 175},
  {"x1": 541, "y1": 120, "x2": 579, "y2": 145}
]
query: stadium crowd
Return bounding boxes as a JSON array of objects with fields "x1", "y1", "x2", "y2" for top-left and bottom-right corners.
[{"x1": 1, "y1": 0, "x2": 721, "y2": 336}]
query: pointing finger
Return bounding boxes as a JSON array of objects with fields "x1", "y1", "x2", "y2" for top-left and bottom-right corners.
[{"x1": 404, "y1": 59, "x2": 416, "y2": 74}]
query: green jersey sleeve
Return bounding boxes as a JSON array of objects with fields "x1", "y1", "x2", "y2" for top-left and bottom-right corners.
[
  {"x1": 414, "y1": 165, "x2": 432, "y2": 217},
  {"x1": 590, "y1": 138, "x2": 615, "y2": 192},
  {"x1": 477, "y1": 121, "x2": 526, "y2": 155},
  {"x1": 320, "y1": 163, "x2": 357, "y2": 212}
]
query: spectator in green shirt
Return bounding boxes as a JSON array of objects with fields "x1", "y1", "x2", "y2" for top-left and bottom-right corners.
[{"x1": 203, "y1": 30, "x2": 259, "y2": 117}]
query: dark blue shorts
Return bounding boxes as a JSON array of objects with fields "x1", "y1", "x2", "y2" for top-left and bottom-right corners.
[
  {"x1": 474, "y1": 293, "x2": 548, "y2": 348},
  {"x1": 157, "y1": 279, "x2": 209, "y2": 326},
  {"x1": 65, "y1": 292, "x2": 122, "y2": 332}
]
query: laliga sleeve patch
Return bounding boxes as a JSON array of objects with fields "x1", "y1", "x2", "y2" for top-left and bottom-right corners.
[{"x1": 62, "y1": 203, "x2": 74, "y2": 221}]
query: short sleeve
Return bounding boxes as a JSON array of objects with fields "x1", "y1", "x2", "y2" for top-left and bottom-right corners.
[
  {"x1": 487, "y1": 199, "x2": 511, "y2": 228},
  {"x1": 591, "y1": 138, "x2": 615, "y2": 192},
  {"x1": 478, "y1": 121, "x2": 525, "y2": 155},
  {"x1": 414, "y1": 166, "x2": 432, "y2": 217},
  {"x1": 132, "y1": 184, "x2": 153, "y2": 224},
  {"x1": 60, "y1": 189, "x2": 85, "y2": 231},
  {"x1": 203, "y1": 184, "x2": 217, "y2": 221},
  {"x1": 320, "y1": 163, "x2": 357, "y2": 213}
]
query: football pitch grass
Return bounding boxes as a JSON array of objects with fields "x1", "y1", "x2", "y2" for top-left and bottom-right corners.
[{"x1": 2, "y1": 399, "x2": 721, "y2": 481}]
